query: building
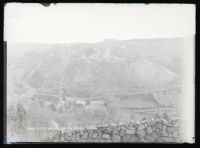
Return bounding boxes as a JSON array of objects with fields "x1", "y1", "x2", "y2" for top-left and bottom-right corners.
[{"x1": 85, "y1": 100, "x2": 107, "y2": 111}]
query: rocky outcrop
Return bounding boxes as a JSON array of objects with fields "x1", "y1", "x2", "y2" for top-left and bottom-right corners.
[{"x1": 44, "y1": 118, "x2": 182, "y2": 143}]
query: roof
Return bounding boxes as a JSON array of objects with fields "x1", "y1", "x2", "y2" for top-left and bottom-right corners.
[
  {"x1": 86, "y1": 100, "x2": 107, "y2": 110},
  {"x1": 75, "y1": 100, "x2": 86, "y2": 105}
]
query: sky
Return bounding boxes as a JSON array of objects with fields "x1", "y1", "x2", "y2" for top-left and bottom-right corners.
[{"x1": 4, "y1": 3, "x2": 195, "y2": 43}]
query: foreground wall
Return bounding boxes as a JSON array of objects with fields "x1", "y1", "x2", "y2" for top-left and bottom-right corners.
[{"x1": 44, "y1": 118, "x2": 182, "y2": 143}]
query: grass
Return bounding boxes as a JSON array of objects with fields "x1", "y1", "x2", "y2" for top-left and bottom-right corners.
[{"x1": 6, "y1": 97, "x2": 179, "y2": 142}]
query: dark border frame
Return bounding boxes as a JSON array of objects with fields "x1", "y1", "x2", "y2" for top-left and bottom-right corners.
[{"x1": 1, "y1": 0, "x2": 198, "y2": 145}]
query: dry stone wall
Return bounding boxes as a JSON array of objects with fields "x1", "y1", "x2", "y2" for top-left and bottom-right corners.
[{"x1": 44, "y1": 118, "x2": 182, "y2": 143}]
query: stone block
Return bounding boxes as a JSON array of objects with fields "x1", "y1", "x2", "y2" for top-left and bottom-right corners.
[
  {"x1": 92, "y1": 132, "x2": 98, "y2": 139},
  {"x1": 76, "y1": 134, "x2": 81, "y2": 141},
  {"x1": 97, "y1": 130, "x2": 102, "y2": 139},
  {"x1": 79, "y1": 138, "x2": 87, "y2": 142},
  {"x1": 172, "y1": 119, "x2": 180, "y2": 127},
  {"x1": 120, "y1": 125, "x2": 127, "y2": 131},
  {"x1": 167, "y1": 127, "x2": 176, "y2": 133},
  {"x1": 126, "y1": 128, "x2": 135, "y2": 135},
  {"x1": 156, "y1": 123, "x2": 162, "y2": 130},
  {"x1": 65, "y1": 136, "x2": 71, "y2": 142},
  {"x1": 144, "y1": 123, "x2": 148, "y2": 128},
  {"x1": 122, "y1": 134, "x2": 129, "y2": 142},
  {"x1": 94, "y1": 138, "x2": 100, "y2": 142},
  {"x1": 86, "y1": 138, "x2": 93, "y2": 142},
  {"x1": 162, "y1": 136, "x2": 173, "y2": 142},
  {"x1": 162, "y1": 131, "x2": 168, "y2": 137},
  {"x1": 137, "y1": 124, "x2": 145, "y2": 131},
  {"x1": 104, "y1": 138, "x2": 112, "y2": 142},
  {"x1": 66, "y1": 131, "x2": 72, "y2": 137},
  {"x1": 164, "y1": 122, "x2": 173, "y2": 127},
  {"x1": 172, "y1": 130, "x2": 179, "y2": 138},
  {"x1": 102, "y1": 134, "x2": 110, "y2": 139},
  {"x1": 104, "y1": 129, "x2": 113, "y2": 134},
  {"x1": 89, "y1": 131, "x2": 94, "y2": 138},
  {"x1": 151, "y1": 133, "x2": 159, "y2": 139},
  {"x1": 113, "y1": 128, "x2": 119, "y2": 135},
  {"x1": 162, "y1": 125, "x2": 167, "y2": 134},
  {"x1": 108, "y1": 124, "x2": 116, "y2": 130},
  {"x1": 129, "y1": 135, "x2": 139, "y2": 142},
  {"x1": 127, "y1": 126, "x2": 136, "y2": 130},
  {"x1": 144, "y1": 135, "x2": 155, "y2": 142},
  {"x1": 168, "y1": 133, "x2": 173, "y2": 138},
  {"x1": 112, "y1": 134, "x2": 121, "y2": 142},
  {"x1": 146, "y1": 126, "x2": 153, "y2": 134},
  {"x1": 128, "y1": 121, "x2": 135, "y2": 127},
  {"x1": 138, "y1": 136, "x2": 145, "y2": 142},
  {"x1": 137, "y1": 129, "x2": 146, "y2": 137},
  {"x1": 82, "y1": 132, "x2": 88, "y2": 139},
  {"x1": 60, "y1": 135, "x2": 65, "y2": 142},
  {"x1": 155, "y1": 129, "x2": 162, "y2": 137},
  {"x1": 119, "y1": 130, "x2": 126, "y2": 136},
  {"x1": 136, "y1": 121, "x2": 141, "y2": 125}
]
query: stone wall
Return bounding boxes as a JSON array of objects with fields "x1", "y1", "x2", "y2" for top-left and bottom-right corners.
[{"x1": 44, "y1": 118, "x2": 182, "y2": 143}]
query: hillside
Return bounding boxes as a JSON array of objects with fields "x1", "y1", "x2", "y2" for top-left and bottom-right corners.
[
  {"x1": 7, "y1": 37, "x2": 188, "y2": 124},
  {"x1": 7, "y1": 37, "x2": 186, "y2": 104}
]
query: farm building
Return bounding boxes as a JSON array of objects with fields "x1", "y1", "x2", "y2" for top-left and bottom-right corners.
[{"x1": 85, "y1": 100, "x2": 107, "y2": 111}]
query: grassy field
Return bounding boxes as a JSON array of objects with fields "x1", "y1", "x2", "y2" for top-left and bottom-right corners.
[{"x1": 6, "y1": 96, "x2": 180, "y2": 142}]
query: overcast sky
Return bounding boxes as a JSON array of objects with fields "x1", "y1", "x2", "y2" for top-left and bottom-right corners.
[{"x1": 4, "y1": 3, "x2": 195, "y2": 43}]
